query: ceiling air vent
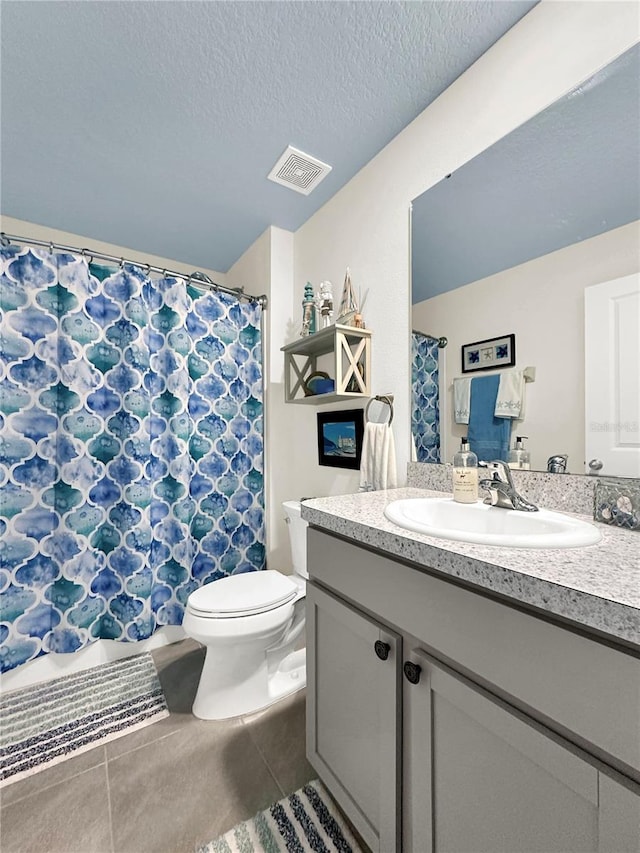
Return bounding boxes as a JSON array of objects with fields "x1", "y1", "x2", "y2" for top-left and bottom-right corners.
[{"x1": 267, "y1": 146, "x2": 332, "y2": 195}]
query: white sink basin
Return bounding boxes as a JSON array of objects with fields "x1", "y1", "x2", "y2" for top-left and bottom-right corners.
[{"x1": 384, "y1": 497, "x2": 602, "y2": 549}]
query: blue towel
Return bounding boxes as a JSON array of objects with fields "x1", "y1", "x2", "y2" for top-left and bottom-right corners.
[{"x1": 467, "y1": 374, "x2": 511, "y2": 462}]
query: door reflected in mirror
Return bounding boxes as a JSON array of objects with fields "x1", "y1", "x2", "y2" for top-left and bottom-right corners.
[{"x1": 410, "y1": 45, "x2": 640, "y2": 477}]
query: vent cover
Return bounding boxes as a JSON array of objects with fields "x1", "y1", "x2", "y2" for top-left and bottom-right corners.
[{"x1": 267, "y1": 146, "x2": 332, "y2": 195}]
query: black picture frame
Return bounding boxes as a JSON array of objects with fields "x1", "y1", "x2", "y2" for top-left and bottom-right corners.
[
  {"x1": 317, "y1": 409, "x2": 364, "y2": 469},
  {"x1": 461, "y1": 333, "x2": 516, "y2": 374}
]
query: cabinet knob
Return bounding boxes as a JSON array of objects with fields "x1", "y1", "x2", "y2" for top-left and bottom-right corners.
[
  {"x1": 403, "y1": 661, "x2": 422, "y2": 684},
  {"x1": 374, "y1": 640, "x2": 390, "y2": 661}
]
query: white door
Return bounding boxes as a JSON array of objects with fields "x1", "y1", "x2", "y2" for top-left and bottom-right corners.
[{"x1": 585, "y1": 273, "x2": 640, "y2": 477}]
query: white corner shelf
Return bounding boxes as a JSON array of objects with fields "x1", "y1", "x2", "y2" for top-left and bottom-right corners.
[{"x1": 281, "y1": 324, "x2": 372, "y2": 404}]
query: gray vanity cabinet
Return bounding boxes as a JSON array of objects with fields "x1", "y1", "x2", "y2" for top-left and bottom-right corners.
[
  {"x1": 306, "y1": 582, "x2": 401, "y2": 853},
  {"x1": 404, "y1": 648, "x2": 639, "y2": 853},
  {"x1": 306, "y1": 527, "x2": 640, "y2": 853}
]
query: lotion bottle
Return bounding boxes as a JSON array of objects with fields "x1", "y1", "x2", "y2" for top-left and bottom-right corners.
[
  {"x1": 508, "y1": 436, "x2": 531, "y2": 470},
  {"x1": 452, "y1": 437, "x2": 478, "y2": 503}
]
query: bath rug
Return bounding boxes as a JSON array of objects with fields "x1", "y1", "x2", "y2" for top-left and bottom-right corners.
[
  {"x1": 0, "y1": 652, "x2": 169, "y2": 787},
  {"x1": 199, "y1": 779, "x2": 363, "y2": 853}
]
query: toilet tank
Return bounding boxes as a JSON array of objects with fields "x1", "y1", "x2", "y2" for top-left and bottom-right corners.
[{"x1": 282, "y1": 500, "x2": 308, "y2": 580}]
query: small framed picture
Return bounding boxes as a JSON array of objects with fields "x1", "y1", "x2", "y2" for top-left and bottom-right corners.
[
  {"x1": 317, "y1": 409, "x2": 364, "y2": 469},
  {"x1": 461, "y1": 334, "x2": 515, "y2": 373}
]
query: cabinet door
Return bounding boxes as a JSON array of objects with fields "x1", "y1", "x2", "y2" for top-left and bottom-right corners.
[
  {"x1": 405, "y1": 648, "x2": 640, "y2": 853},
  {"x1": 306, "y1": 581, "x2": 401, "y2": 853},
  {"x1": 599, "y1": 774, "x2": 640, "y2": 852}
]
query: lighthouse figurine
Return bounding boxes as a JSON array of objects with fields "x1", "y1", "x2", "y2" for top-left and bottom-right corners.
[{"x1": 301, "y1": 282, "x2": 317, "y2": 337}]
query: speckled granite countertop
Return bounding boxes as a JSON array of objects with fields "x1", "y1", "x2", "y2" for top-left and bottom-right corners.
[{"x1": 301, "y1": 488, "x2": 640, "y2": 647}]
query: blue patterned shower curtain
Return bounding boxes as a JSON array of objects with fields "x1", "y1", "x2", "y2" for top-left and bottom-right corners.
[
  {"x1": 411, "y1": 332, "x2": 440, "y2": 463},
  {"x1": 0, "y1": 247, "x2": 264, "y2": 672}
]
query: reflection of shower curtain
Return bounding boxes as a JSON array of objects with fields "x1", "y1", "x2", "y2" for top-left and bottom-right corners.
[
  {"x1": 411, "y1": 332, "x2": 440, "y2": 463},
  {"x1": 0, "y1": 247, "x2": 264, "y2": 672}
]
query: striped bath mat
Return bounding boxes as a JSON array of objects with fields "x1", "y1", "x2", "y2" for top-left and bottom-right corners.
[
  {"x1": 0, "y1": 652, "x2": 169, "y2": 787},
  {"x1": 200, "y1": 779, "x2": 363, "y2": 853}
]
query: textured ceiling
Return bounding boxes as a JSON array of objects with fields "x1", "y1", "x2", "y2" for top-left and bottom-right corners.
[
  {"x1": 1, "y1": 0, "x2": 536, "y2": 272},
  {"x1": 412, "y1": 44, "x2": 640, "y2": 303}
]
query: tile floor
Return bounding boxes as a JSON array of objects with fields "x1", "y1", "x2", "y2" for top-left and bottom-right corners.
[{"x1": 0, "y1": 639, "x2": 316, "y2": 853}]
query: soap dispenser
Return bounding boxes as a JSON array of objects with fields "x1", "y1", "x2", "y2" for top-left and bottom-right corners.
[
  {"x1": 452, "y1": 437, "x2": 478, "y2": 503},
  {"x1": 508, "y1": 436, "x2": 531, "y2": 470}
]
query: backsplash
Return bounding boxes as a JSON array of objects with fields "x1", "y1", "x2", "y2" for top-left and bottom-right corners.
[{"x1": 406, "y1": 462, "x2": 640, "y2": 518}]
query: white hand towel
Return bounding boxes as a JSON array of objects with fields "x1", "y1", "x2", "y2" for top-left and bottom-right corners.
[
  {"x1": 359, "y1": 422, "x2": 398, "y2": 492},
  {"x1": 495, "y1": 369, "x2": 525, "y2": 419},
  {"x1": 453, "y1": 377, "x2": 471, "y2": 424}
]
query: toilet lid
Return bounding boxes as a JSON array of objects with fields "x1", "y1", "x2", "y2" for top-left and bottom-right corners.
[{"x1": 187, "y1": 570, "x2": 299, "y2": 617}]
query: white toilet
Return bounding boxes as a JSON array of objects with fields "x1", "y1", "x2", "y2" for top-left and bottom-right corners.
[{"x1": 183, "y1": 500, "x2": 308, "y2": 720}]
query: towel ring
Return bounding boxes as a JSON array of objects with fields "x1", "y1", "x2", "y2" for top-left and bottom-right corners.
[{"x1": 365, "y1": 394, "x2": 394, "y2": 426}]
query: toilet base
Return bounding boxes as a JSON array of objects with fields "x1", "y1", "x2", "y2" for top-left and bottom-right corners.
[{"x1": 192, "y1": 646, "x2": 306, "y2": 721}]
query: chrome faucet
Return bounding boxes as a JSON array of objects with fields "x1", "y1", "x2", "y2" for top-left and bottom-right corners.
[
  {"x1": 479, "y1": 460, "x2": 539, "y2": 512},
  {"x1": 547, "y1": 454, "x2": 568, "y2": 474}
]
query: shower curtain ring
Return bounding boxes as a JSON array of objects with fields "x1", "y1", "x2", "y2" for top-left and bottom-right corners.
[
  {"x1": 144, "y1": 263, "x2": 151, "y2": 276},
  {"x1": 49, "y1": 241, "x2": 55, "y2": 254},
  {"x1": 0, "y1": 233, "x2": 9, "y2": 247},
  {"x1": 119, "y1": 257, "x2": 125, "y2": 269}
]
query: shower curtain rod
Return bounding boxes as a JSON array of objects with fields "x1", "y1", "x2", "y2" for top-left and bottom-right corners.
[
  {"x1": 0, "y1": 231, "x2": 268, "y2": 307},
  {"x1": 412, "y1": 328, "x2": 448, "y2": 348}
]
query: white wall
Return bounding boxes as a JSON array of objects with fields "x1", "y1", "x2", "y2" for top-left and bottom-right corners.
[
  {"x1": 413, "y1": 221, "x2": 640, "y2": 473},
  {"x1": 265, "y1": 228, "x2": 307, "y2": 571},
  {"x1": 288, "y1": 2, "x2": 640, "y2": 499},
  {"x1": 226, "y1": 226, "x2": 300, "y2": 573},
  {"x1": 0, "y1": 215, "x2": 227, "y2": 283}
]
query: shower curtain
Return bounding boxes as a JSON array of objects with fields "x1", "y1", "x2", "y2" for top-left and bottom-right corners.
[
  {"x1": 411, "y1": 332, "x2": 440, "y2": 463},
  {"x1": 0, "y1": 247, "x2": 264, "y2": 672}
]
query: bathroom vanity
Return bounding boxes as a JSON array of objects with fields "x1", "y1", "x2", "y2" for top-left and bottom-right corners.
[{"x1": 302, "y1": 488, "x2": 640, "y2": 853}]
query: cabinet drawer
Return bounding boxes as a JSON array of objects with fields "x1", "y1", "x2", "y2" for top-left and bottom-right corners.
[{"x1": 308, "y1": 527, "x2": 640, "y2": 778}]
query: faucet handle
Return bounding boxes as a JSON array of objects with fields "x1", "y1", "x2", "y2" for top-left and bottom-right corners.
[
  {"x1": 479, "y1": 459, "x2": 513, "y2": 484},
  {"x1": 478, "y1": 460, "x2": 501, "y2": 474}
]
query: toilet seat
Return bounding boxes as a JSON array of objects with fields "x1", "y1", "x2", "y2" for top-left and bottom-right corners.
[{"x1": 187, "y1": 570, "x2": 299, "y2": 619}]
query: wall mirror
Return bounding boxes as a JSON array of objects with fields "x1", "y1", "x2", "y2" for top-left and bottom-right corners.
[{"x1": 410, "y1": 44, "x2": 640, "y2": 477}]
